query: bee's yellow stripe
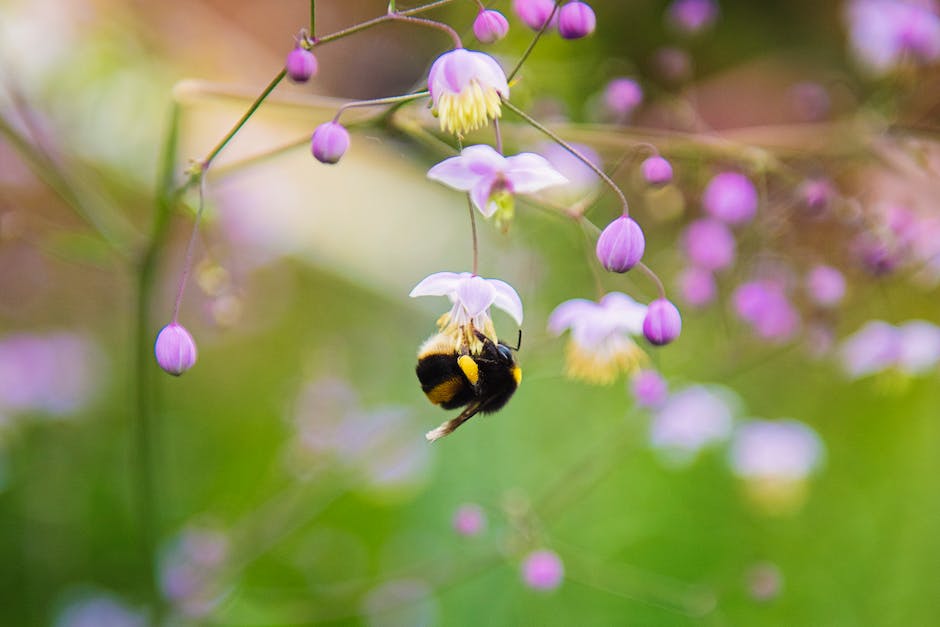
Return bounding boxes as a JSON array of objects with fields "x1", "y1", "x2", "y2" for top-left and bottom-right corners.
[
  {"x1": 425, "y1": 377, "x2": 463, "y2": 405},
  {"x1": 457, "y1": 355, "x2": 480, "y2": 385}
]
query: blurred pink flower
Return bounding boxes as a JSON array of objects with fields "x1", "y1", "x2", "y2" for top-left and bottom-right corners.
[
  {"x1": 846, "y1": 0, "x2": 940, "y2": 74},
  {"x1": 733, "y1": 280, "x2": 800, "y2": 343},
  {"x1": 650, "y1": 385, "x2": 735, "y2": 465},
  {"x1": 521, "y1": 549, "x2": 564, "y2": 591},
  {"x1": 730, "y1": 419, "x2": 824, "y2": 481},
  {"x1": 452, "y1": 503, "x2": 487, "y2": 536}
]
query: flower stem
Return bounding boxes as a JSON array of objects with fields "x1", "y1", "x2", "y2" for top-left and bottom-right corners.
[
  {"x1": 198, "y1": 69, "x2": 287, "y2": 170},
  {"x1": 637, "y1": 261, "x2": 667, "y2": 299},
  {"x1": 502, "y1": 100, "x2": 631, "y2": 215},
  {"x1": 134, "y1": 102, "x2": 184, "y2": 620},
  {"x1": 389, "y1": 14, "x2": 463, "y2": 48},
  {"x1": 170, "y1": 169, "x2": 208, "y2": 323},
  {"x1": 507, "y1": 0, "x2": 562, "y2": 82},
  {"x1": 309, "y1": 0, "x2": 316, "y2": 37},
  {"x1": 332, "y1": 90, "x2": 430, "y2": 124},
  {"x1": 467, "y1": 196, "x2": 479, "y2": 275},
  {"x1": 493, "y1": 117, "x2": 503, "y2": 154},
  {"x1": 313, "y1": 0, "x2": 458, "y2": 46}
]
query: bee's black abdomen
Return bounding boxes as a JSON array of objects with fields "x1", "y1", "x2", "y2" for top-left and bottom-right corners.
[{"x1": 416, "y1": 354, "x2": 474, "y2": 409}]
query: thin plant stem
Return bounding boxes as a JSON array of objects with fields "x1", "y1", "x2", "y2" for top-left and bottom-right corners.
[
  {"x1": 199, "y1": 69, "x2": 287, "y2": 169},
  {"x1": 467, "y1": 196, "x2": 479, "y2": 275},
  {"x1": 493, "y1": 117, "x2": 503, "y2": 154},
  {"x1": 333, "y1": 91, "x2": 430, "y2": 123},
  {"x1": 134, "y1": 102, "x2": 183, "y2": 620},
  {"x1": 309, "y1": 0, "x2": 316, "y2": 37},
  {"x1": 389, "y1": 14, "x2": 462, "y2": 48},
  {"x1": 636, "y1": 261, "x2": 667, "y2": 299},
  {"x1": 502, "y1": 100, "x2": 631, "y2": 214},
  {"x1": 507, "y1": 0, "x2": 562, "y2": 82},
  {"x1": 171, "y1": 170, "x2": 208, "y2": 322},
  {"x1": 313, "y1": 0, "x2": 458, "y2": 46}
]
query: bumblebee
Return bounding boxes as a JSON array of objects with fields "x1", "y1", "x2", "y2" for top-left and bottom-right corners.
[{"x1": 416, "y1": 329, "x2": 522, "y2": 440}]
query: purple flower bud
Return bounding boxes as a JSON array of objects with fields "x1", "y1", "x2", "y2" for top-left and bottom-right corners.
[
  {"x1": 596, "y1": 216, "x2": 645, "y2": 273},
  {"x1": 641, "y1": 156, "x2": 673, "y2": 186},
  {"x1": 521, "y1": 550, "x2": 564, "y2": 591},
  {"x1": 806, "y1": 265, "x2": 846, "y2": 307},
  {"x1": 473, "y1": 9, "x2": 510, "y2": 43},
  {"x1": 558, "y1": 2, "x2": 596, "y2": 39},
  {"x1": 643, "y1": 299, "x2": 682, "y2": 346},
  {"x1": 853, "y1": 233, "x2": 899, "y2": 276},
  {"x1": 603, "y1": 78, "x2": 644, "y2": 118},
  {"x1": 285, "y1": 47, "x2": 318, "y2": 83},
  {"x1": 678, "y1": 266, "x2": 717, "y2": 307},
  {"x1": 682, "y1": 218, "x2": 736, "y2": 271},
  {"x1": 668, "y1": 0, "x2": 719, "y2": 35},
  {"x1": 311, "y1": 122, "x2": 350, "y2": 165},
  {"x1": 703, "y1": 172, "x2": 758, "y2": 224},
  {"x1": 513, "y1": 0, "x2": 556, "y2": 31},
  {"x1": 630, "y1": 369, "x2": 669, "y2": 408},
  {"x1": 154, "y1": 323, "x2": 197, "y2": 376}
]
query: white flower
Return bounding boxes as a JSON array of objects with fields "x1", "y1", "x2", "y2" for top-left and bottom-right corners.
[
  {"x1": 427, "y1": 144, "x2": 567, "y2": 218},
  {"x1": 547, "y1": 292, "x2": 648, "y2": 384},
  {"x1": 410, "y1": 271, "x2": 523, "y2": 349},
  {"x1": 730, "y1": 419, "x2": 824, "y2": 481}
]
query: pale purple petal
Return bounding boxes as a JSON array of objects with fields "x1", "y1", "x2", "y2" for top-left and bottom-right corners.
[
  {"x1": 489, "y1": 279, "x2": 524, "y2": 325},
  {"x1": 897, "y1": 320, "x2": 940, "y2": 374},
  {"x1": 456, "y1": 275, "x2": 496, "y2": 318},
  {"x1": 730, "y1": 419, "x2": 824, "y2": 480},
  {"x1": 409, "y1": 272, "x2": 465, "y2": 298},
  {"x1": 427, "y1": 146, "x2": 503, "y2": 191},
  {"x1": 547, "y1": 299, "x2": 597, "y2": 335},
  {"x1": 840, "y1": 320, "x2": 900, "y2": 378},
  {"x1": 502, "y1": 152, "x2": 569, "y2": 194},
  {"x1": 599, "y1": 292, "x2": 648, "y2": 335},
  {"x1": 471, "y1": 180, "x2": 497, "y2": 216}
]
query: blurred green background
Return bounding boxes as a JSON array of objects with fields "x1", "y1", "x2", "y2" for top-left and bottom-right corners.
[{"x1": 1, "y1": 0, "x2": 939, "y2": 625}]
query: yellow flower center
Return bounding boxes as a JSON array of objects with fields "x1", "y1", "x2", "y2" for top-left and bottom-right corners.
[
  {"x1": 563, "y1": 337, "x2": 647, "y2": 385},
  {"x1": 435, "y1": 79, "x2": 503, "y2": 135}
]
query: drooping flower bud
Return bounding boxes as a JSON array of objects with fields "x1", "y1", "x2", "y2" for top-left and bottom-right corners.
[
  {"x1": 285, "y1": 47, "x2": 318, "y2": 83},
  {"x1": 641, "y1": 156, "x2": 673, "y2": 186},
  {"x1": 703, "y1": 172, "x2": 758, "y2": 224},
  {"x1": 154, "y1": 323, "x2": 197, "y2": 376},
  {"x1": 311, "y1": 122, "x2": 350, "y2": 164},
  {"x1": 558, "y1": 1, "x2": 596, "y2": 39},
  {"x1": 473, "y1": 9, "x2": 510, "y2": 43},
  {"x1": 596, "y1": 216, "x2": 645, "y2": 273},
  {"x1": 643, "y1": 299, "x2": 682, "y2": 346},
  {"x1": 513, "y1": 0, "x2": 556, "y2": 31}
]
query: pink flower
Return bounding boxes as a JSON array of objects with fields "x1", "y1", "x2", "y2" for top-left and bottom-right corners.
[
  {"x1": 427, "y1": 49, "x2": 509, "y2": 135},
  {"x1": 473, "y1": 10, "x2": 510, "y2": 43},
  {"x1": 650, "y1": 385, "x2": 735, "y2": 465},
  {"x1": 682, "y1": 218, "x2": 736, "y2": 271},
  {"x1": 603, "y1": 77, "x2": 643, "y2": 119},
  {"x1": 285, "y1": 47, "x2": 317, "y2": 83},
  {"x1": 521, "y1": 550, "x2": 564, "y2": 591},
  {"x1": 513, "y1": 0, "x2": 557, "y2": 31},
  {"x1": 702, "y1": 172, "x2": 758, "y2": 224},
  {"x1": 452, "y1": 503, "x2": 487, "y2": 536},
  {"x1": 678, "y1": 266, "x2": 717, "y2": 307},
  {"x1": 733, "y1": 280, "x2": 800, "y2": 343},
  {"x1": 630, "y1": 369, "x2": 669, "y2": 408},
  {"x1": 667, "y1": 0, "x2": 719, "y2": 34},
  {"x1": 806, "y1": 265, "x2": 846, "y2": 307},
  {"x1": 846, "y1": 0, "x2": 940, "y2": 74},
  {"x1": 730, "y1": 419, "x2": 824, "y2": 481},
  {"x1": 427, "y1": 144, "x2": 567, "y2": 218}
]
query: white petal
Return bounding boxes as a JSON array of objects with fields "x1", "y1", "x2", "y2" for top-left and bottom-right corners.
[
  {"x1": 503, "y1": 152, "x2": 569, "y2": 194},
  {"x1": 469, "y1": 49, "x2": 510, "y2": 97},
  {"x1": 488, "y1": 279, "x2": 524, "y2": 325},
  {"x1": 409, "y1": 272, "x2": 465, "y2": 298},
  {"x1": 600, "y1": 292, "x2": 648, "y2": 335},
  {"x1": 456, "y1": 275, "x2": 496, "y2": 318},
  {"x1": 547, "y1": 299, "x2": 598, "y2": 335}
]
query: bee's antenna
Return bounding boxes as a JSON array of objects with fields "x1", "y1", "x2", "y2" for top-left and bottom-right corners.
[{"x1": 511, "y1": 329, "x2": 522, "y2": 351}]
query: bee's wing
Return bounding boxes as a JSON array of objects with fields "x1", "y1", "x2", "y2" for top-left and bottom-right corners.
[{"x1": 425, "y1": 400, "x2": 483, "y2": 442}]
